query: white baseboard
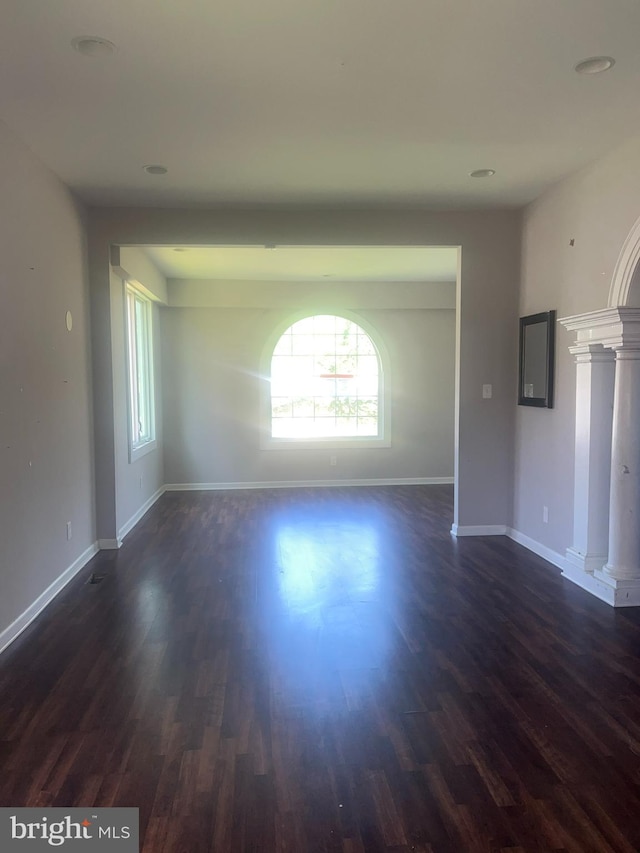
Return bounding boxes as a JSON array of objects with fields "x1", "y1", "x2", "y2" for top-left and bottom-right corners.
[
  {"x1": 451, "y1": 524, "x2": 508, "y2": 536},
  {"x1": 118, "y1": 486, "x2": 166, "y2": 541},
  {"x1": 450, "y1": 524, "x2": 566, "y2": 573},
  {"x1": 0, "y1": 542, "x2": 99, "y2": 656},
  {"x1": 165, "y1": 477, "x2": 453, "y2": 491},
  {"x1": 452, "y1": 525, "x2": 640, "y2": 608},
  {"x1": 592, "y1": 569, "x2": 640, "y2": 607},
  {"x1": 502, "y1": 528, "x2": 640, "y2": 606},
  {"x1": 561, "y1": 561, "x2": 609, "y2": 604},
  {"x1": 560, "y1": 562, "x2": 640, "y2": 607},
  {"x1": 506, "y1": 527, "x2": 565, "y2": 572}
]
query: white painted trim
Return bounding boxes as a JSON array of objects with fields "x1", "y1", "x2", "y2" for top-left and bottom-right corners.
[
  {"x1": 565, "y1": 546, "x2": 607, "y2": 574},
  {"x1": 451, "y1": 524, "x2": 508, "y2": 536},
  {"x1": 165, "y1": 477, "x2": 453, "y2": 492},
  {"x1": 560, "y1": 307, "x2": 633, "y2": 332},
  {"x1": 559, "y1": 307, "x2": 640, "y2": 350},
  {"x1": 560, "y1": 562, "x2": 640, "y2": 607},
  {"x1": 506, "y1": 528, "x2": 565, "y2": 571},
  {"x1": 608, "y1": 212, "x2": 640, "y2": 308},
  {"x1": 561, "y1": 562, "x2": 615, "y2": 605},
  {"x1": 261, "y1": 437, "x2": 392, "y2": 450},
  {"x1": 258, "y1": 310, "x2": 392, "y2": 452},
  {"x1": 0, "y1": 542, "x2": 99, "y2": 656},
  {"x1": 451, "y1": 525, "x2": 567, "y2": 577},
  {"x1": 98, "y1": 538, "x2": 122, "y2": 550},
  {"x1": 592, "y1": 569, "x2": 640, "y2": 607},
  {"x1": 455, "y1": 525, "x2": 639, "y2": 608},
  {"x1": 118, "y1": 486, "x2": 166, "y2": 542},
  {"x1": 0, "y1": 488, "x2": 165, "y2": 657},
  {"x1": 130, "y1": 438, "x2": 157, "y2": 463}
]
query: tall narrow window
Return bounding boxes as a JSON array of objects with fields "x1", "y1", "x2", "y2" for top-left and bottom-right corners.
[
  {"x1": 270, "y1": 314, "x2": 384, "y2": 442},
  {"x1": 125, "y1": 284, "x2": 155, "y2": 457}
]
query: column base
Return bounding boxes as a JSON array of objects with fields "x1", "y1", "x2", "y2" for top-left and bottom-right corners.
[
  {"x1": 562, "y1": 560, "x2": 640, "y2": 607},
  {"x1": 565, "y1": 546, "x2": 607, "y2": 574},
  {"x1": 594, "y1": 569, "x2": 640, "y2": 606}
]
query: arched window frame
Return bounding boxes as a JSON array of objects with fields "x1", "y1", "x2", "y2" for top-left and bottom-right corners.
[{"x1": 260, "y1": 310, "x2": 391, "y2": 450}]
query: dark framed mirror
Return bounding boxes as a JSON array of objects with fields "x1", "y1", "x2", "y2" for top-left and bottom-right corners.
[{"x1": 518, "y1": 310, "x2": 555, "y2": 408}]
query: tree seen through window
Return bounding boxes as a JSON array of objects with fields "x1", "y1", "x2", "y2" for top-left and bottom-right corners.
[{"x1": 270, "y1": 314, "x2": 381, "y2": 439}]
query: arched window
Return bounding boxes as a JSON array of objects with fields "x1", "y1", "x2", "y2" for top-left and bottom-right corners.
[{"x1": 269, "y1": 314, "x2": 384, "y2": 441}]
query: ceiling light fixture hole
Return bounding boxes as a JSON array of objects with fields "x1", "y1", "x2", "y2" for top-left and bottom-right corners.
[
  {"x1": 143, "y1": 164, "x2": 168, "y2": 175},
  {"x1": 574, "y1": 56, "x2": 615, "y2": 75},
  {"x1": 71, "y1": 36, "x2": 115, "y2": 57},
  {"x1": 470, "y1": 169, "x2": 496, "y2": 178}
]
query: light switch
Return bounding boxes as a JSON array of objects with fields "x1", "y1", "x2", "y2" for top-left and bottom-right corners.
[{"x1": 482, "y1": 384, "x2": 492, "y2": 399}]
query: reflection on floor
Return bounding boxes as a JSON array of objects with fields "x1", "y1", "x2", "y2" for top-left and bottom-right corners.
[{"x1": 2, "y1": 484, "x2": 640, "y2": 852}]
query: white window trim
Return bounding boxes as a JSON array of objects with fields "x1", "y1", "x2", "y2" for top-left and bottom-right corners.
[
  {"x1": 260, "y1": 310, "x2": 391, "y2": 451},
  {"x1": 130, "y1": 437, "x2": 157, "y2": 463},
  {"x1": 124, "y1": 282, "x2": 157, "y2": 463}
]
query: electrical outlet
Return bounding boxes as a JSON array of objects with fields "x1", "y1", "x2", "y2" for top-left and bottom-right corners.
[
  {"x1": 543, "y1": 506, "x2": 549, "y2": 523},
  {"x1": 330, "y1": 455, "x2": 337, "y2": 466},
  {"x1": 66, "y1": 521, "x2": 72, "y2": 540}
]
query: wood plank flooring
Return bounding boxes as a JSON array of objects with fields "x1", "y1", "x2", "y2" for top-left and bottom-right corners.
[{"x1": 2, "y1": 485, "x2": 640, "y2": 851}]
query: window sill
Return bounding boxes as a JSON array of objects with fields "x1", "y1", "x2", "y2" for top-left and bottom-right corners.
[
  {"x1": 129, "y1": 439, "x2": 157, "y2": 463},
  {"x1": 261, "y1": 436, "x2": 391, "y2": 451}
]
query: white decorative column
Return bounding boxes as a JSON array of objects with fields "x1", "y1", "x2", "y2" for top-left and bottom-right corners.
[
  {"x1": 560, "y1": 308, "x2": 640, "y2": 606},
  {"x1": 595, "y1": 339, "x2": 640, "y2": 601},
  {"x1": 563, "y1": 342, "x2": 615, "y2": 576}
]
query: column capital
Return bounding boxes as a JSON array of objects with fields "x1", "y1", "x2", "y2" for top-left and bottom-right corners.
[
  {"x1": 568, "y1": 342, "x2": 616, "y2": 363},
  {"x1": 613, "y1": 347, "x2": 640, "y2": 359},
  {"x1": 560, "y1": 307, "x2": 640, "y2": 351}
]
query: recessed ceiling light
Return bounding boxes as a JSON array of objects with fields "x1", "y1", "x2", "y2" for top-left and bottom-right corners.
[
  {"x1": 143, "y1": 164, "x2": 168, "y2": 175},
  {"x1": 71, "y1": 36, "x2": 115, "y2": 57},
  {"x1": 470, "y1": 169, "x2": 496, "y2": 178},
  {"x1": 574, "y1": 56, "x2": 615, "y2": 75}
]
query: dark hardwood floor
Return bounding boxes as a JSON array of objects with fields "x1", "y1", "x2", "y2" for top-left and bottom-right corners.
[{"x1": 2, "y1": 485, "x2": 640, "y2": 852}]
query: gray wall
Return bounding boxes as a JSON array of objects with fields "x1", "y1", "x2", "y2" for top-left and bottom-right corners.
[
  {"x1": 4, "y1": 105, "x2": 639, "y2": 652},
  {"x1": 515, "y1": 135, "x2": 640, "y2": 555},
  {"x1": 161, "y1": 293, "x2": 455, "y2": 485},
  {"x1": 0, "y1": 120, "x2": 94, "y2": 642},
  {"x1": 88, "y1": 208, "x2": 521, "y2": 530}
]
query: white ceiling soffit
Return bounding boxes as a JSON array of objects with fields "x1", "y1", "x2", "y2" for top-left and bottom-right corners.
[
  {"x1": 143, "y1": 246, "x2": 458, "y2": 282},
  {"x1": 1, "y1": 1, "x2": 639, "y2": 208}
]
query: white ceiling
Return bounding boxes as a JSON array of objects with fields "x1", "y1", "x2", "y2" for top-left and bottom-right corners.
[
  {"x1": 144, "y1": 245, "x2": 458, "y2": 281},
  {"x1": 1, "y1": 1, "x2": 639, "y2": 208}
]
